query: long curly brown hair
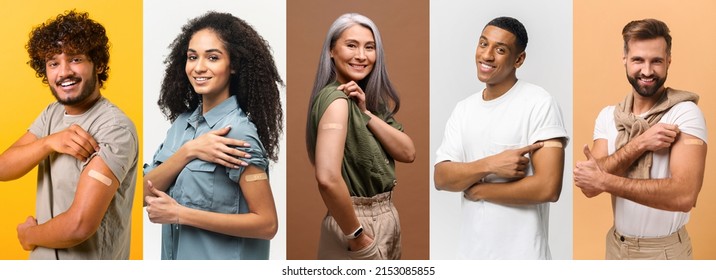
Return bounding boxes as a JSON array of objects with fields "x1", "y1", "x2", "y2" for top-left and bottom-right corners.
[
  {"x1": 26, "y1": 10, "x2": 110, "y2": 86},
  {"x1": 158, "y1": 11, "x2": 284, "y2": 162}
]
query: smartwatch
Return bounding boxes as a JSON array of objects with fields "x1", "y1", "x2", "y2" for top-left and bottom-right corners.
[{"x1": 345, "y1": 226, "x2": 364, "y2": 240}]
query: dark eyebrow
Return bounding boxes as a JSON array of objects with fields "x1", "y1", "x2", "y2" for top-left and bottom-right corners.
[
  {"x1": 187, "y1": 48, "x2": 224, "y2": 54},
  {"x1": 479, "y1": 36, "x2": 511, "y2": 50}
]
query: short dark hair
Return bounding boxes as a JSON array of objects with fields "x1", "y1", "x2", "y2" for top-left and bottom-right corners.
[
  {"x1": 622, "y1": 18, "x2": 671, "y2": 55},
  {"x1": 26, "y1": 10, "x2": 110, "y2": 86},
  {"x1": 486, "y1": 16, "x2": 528, "y2": 53}
]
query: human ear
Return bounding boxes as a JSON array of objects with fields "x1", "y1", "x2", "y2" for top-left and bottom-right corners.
[{"x1": 514, "y1": 51, "x2": 526, "y2": 68}]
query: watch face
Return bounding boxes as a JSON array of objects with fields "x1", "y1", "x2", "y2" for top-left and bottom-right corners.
[{"x1": 354, "y1": 227, "x2": 363, "y2": 238}]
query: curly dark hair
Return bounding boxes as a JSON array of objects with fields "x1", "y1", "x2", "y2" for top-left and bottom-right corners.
[
  {"x1": 26, "y1": 10, "x2": 110, "y2": 86},
  {"x1": 158, "y1": 11, "x2": 284, "y2": 162}
]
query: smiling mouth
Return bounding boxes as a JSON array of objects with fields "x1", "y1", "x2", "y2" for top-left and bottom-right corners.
[
  {"x1": 194, "y1": 77, "x2": 212, "y2": 81},
  {"x1": 478, "y1": 62, "x2": 495, "y2": 71},
  {"x1": 640, "y1": 77, "x2": 654, "y2": 82},
  {"x1": 349, "y1": 63, "x2": 368, "y2": 70},
  {"x1": 58, "y1": 79, "x2": 80, "y2": 88}
]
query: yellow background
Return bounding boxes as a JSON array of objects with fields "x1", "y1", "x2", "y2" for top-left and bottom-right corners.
[
  {"x1": 0, "y1": 0, "x2": 143, "y2": 259},
  {"x1": 574, "y1": 0, "x2": 716, "y2": 259}
]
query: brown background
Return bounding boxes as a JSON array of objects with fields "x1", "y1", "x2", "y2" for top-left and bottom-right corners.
[
  {"x1": 573, "y1": 0, "x2": 716, "y2": 259},
  {"x1": 286, "y1": 0, "x2": 430, "y2": 259}
]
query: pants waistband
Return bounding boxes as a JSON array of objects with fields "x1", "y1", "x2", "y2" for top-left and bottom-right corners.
[
  {"x1": 613, "y1": 227, "x2": 688, "y2": 247},
  {"x1": 350, "y1": 191, "x2": 394, "y2": 216}
]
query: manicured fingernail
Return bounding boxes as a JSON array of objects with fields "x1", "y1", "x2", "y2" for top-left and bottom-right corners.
[
  {"x1": 243, "y1": 143, "x2": 251, "y2": 147},
  {"x1": 241, "y1": 162, "x2": 248, "y2": 166},
  {"x1": 244, "y1": 154, "x2": 252, "y2": 158}
]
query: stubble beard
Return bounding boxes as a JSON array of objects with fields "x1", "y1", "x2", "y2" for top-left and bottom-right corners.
[
  {"x1": 50, "y1": 69, "x2": 98, "y2": 106},
  {"x1": 627, "y1": 73, "x2": 667, "y2": 98}
]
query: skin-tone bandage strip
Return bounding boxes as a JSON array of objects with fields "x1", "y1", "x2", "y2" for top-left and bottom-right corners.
[
  {"x1": 684, "y1": 139, "x2": 704, "y2": 146},
  {"x1": 321, "y1": 123, "x2": 344, "y2": 130},
  {"x1": 245, "y1": 173, "x2": 268, "y2": 182},
  {"x1": 542, "y1": 141, "x2": 563, "y2": 148},
  {"x1": 88, "y1": 170, "x2": 112, "y2": 186}
]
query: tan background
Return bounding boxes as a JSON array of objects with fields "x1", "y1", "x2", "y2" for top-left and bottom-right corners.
[
  {"x1": 574, "y1": 0, "x2": 716, "y2": 259},
  {"x1": 286, "y1": 0, "x2": 430, "y2": 259}
]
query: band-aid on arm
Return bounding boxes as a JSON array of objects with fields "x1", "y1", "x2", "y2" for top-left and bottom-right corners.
[
  {"x1": 541, "y1": 141, "x2": 563, "y2": 148},
  {"x1": 245, "y1": 173, "x2": 268, "y2": 182},
  {"x1": 684, "y1": 139, "x2": 704, "y2": 146},
  {"x1": 88, "y1": 169, "x2": 112, "y2": 186},
  {"x1": 321, "y1": 123, "x2": 344, "y2": 130}
]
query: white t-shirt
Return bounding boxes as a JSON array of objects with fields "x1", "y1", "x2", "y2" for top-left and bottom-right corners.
[
  {"x1": 436, "y1": 80, "x2": 568, "y2": 259},
  {"x1": 594, "y1": 101, "x2": 707, "y2": 238}
]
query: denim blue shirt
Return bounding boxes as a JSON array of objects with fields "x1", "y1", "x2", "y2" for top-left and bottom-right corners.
[{"x1": 144, "y1": 95, "x2": 270, "y2": 260}]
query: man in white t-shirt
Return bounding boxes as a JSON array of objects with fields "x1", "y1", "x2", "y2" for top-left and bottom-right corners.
[
  {"x1": 574, "y1": 18, "x2": 707, "y2": 260},
  {"x1": 434, "y1": 17, "x2": 568, "y2": 259}
]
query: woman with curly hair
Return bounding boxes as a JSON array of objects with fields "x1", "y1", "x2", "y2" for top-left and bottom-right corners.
[
  {"x1": 306, "y1": 13, "x2": 415, "y2": 260},
  {"x1": 144, "y1": 11, "x2": 282, "y2": 260}
]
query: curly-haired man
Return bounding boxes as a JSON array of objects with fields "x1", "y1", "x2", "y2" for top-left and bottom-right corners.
[{"x1": 0, "y1": 10, "x2": 138, "y2": 260}]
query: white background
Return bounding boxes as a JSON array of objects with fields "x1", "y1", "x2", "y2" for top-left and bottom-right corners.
[
  {"x1": 429, "y1": 0, "x2": 574, "y2": 259},
  {"x1": 142, "y1": 0, "x2": 287, "y2": 260}
]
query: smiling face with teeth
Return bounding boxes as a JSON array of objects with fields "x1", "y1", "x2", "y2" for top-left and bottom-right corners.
[
  {"x1": 45, "y1": 52, "x2": 100, "y2": 107},
  {"x1": 475, "y1": 25, "x2": 525, "y2": 98},
  {"x1": 624, "y1": 37, "x2": 670, "y2": 98},
  {"x1": 185, "y1": 28, "x2": 232, "y2": 104},
  {"x1": 330, "y1": 24, "x2": 376, "y2": 84}
]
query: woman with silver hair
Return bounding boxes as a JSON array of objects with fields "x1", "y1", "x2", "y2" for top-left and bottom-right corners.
[{"x1": 306, "y1": 13, "x2": 415, "y2": 260}]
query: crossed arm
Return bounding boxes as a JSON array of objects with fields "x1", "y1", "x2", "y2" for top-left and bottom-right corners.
[
  {"x1": 434, "y1": 138, "x2": 566, "y2": 205},
  {"x1": 574, "y1": 126, "x2": 706, "y2": 212}
]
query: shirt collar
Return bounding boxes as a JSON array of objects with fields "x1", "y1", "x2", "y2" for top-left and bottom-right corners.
[{"x1": 186, "y1": 95, "x2": 239, "y2": 129}]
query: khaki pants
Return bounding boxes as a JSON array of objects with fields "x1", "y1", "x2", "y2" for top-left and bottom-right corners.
[
  {"x1": 606, "y1": 226, "x2": 693, "y2": 260},
  {"x1": 317, "y1": 192, "x2": 402, "y2": 260}
]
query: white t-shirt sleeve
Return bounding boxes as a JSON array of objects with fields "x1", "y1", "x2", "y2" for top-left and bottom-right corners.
[
  {"x1": 593, "y1": 106, "x2": 613, "y2": 141},
  {"x1": 663, "y1": 101, "x2": 707, "y2": 143},
  {"x1": 435, "y1": 102, "x2": 465, "y2": 164},
  {"x1": 527, "y1": 95, "x2": 569, "y2": 145}
]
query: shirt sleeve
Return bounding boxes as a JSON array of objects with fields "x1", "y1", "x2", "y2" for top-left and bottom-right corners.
[
  {"x1": 435, "y1": 102, "x2": 465, "y2": 164},
  {"x1": 226, "y1": 117, "x2": 269, "y2": 183},
  {"x1": 314, "y1": 89, "x2": 349, "y2": 126},
  {"x1": 663, "y1": 101, "x2": 708, "y2": 143},
  {"x1": 28, "y1": 104, "x2": 54, "y2": 138},
  {"x1": 527, "y1": 95, "x2": 569, "y2": 145},
  {"x1": 87, "y1": 123, "x2": 138, "y2": 184},
  {"x1": 594, "y1": 106, "x2": 613, "y2": 141},
  {"x1": 143, "y1": 116, "x2": 187, "y2": 175}
]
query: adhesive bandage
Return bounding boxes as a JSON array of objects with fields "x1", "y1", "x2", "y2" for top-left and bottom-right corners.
[
  {"x1": 684, "y1": 139, "x2": 704, "y2": 146},
  {"x1": 542, "y1": 141, "x2": 563, "y2": 148},
  {"x1": 88, "y1": 170, "x2": 112, "y2": 186},
  {"x1": 246, "y1": 173, "x2": 268, "y2": 182},
  {"x1": 321, "y1": 123, "x2": 344, "y2": 130}
]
